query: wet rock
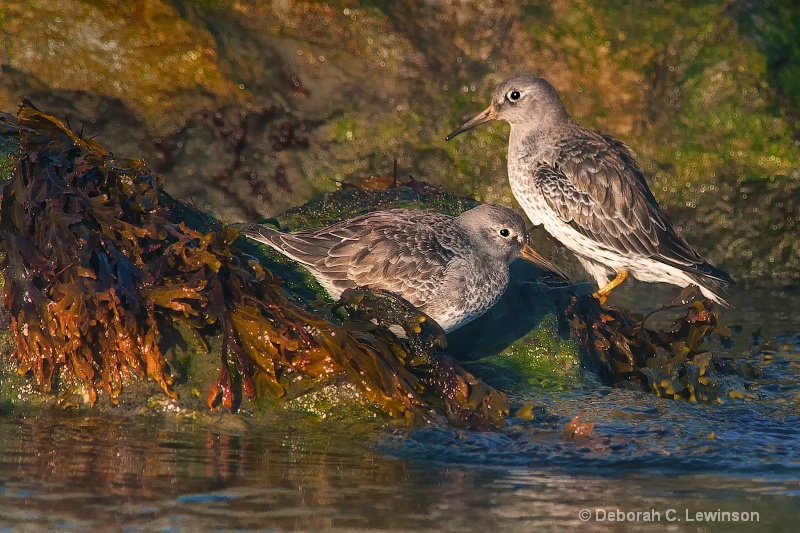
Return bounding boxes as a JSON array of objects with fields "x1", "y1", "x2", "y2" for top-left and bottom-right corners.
[{"x1": 2, "y1": 1, "x2": 799, "y2": 283}]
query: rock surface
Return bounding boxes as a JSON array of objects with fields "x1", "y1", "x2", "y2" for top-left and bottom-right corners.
[{"x1": 1, "y1": 0, "x2": 798, "y2": 279}]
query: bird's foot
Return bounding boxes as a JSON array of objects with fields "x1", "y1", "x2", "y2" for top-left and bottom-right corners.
[
  {"x1": 592, "y1": 268, "x2": 629, "y2": 305},
  {"x1": 593, "y1": 292, "x2": 609, "y2": 306}
]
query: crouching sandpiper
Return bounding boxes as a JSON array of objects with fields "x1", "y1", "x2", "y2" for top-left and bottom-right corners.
[{"x1": 241, "y1": 204, "x2": 568, "y2": 332}]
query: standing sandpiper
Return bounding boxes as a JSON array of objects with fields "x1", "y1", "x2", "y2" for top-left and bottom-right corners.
[
  {"x1": 241, "y1": 204, "x2": 568, "y2": 332},
  {"x1": 446, "y1": 73, "x2": 734, "y2": 306}
]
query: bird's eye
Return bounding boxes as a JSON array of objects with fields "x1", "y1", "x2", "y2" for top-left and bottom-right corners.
[
  {"x1": 499, "y1": 228, "x2": 510, "y2": 237},
  {"x1": 507, "y1": 90, "x2": 521, "y2": 102}
]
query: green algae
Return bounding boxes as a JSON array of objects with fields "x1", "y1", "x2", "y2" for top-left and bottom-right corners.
[
  {"x1": 480, "y1": 315, "x2": 581, "y2": 391},
  {"x1": 173, "y1": 0, "x2": 233, "y2": 10},
  {"x1": 272, "y1": 182, "x2": 478, "y2": 231},
  {"x1": 281, "y1": 379, "x2": 382, "y2": 422},
  {"x1": 330, "y1": 115, "x2": 359, "y2": 145},
  {"x1": 497, "y1": 316, "x2": 581, "y2": 390}
]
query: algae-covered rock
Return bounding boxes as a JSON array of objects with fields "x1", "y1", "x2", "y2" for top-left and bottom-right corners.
[
  {"x1": 459, "y1": 314, "x2": 582, "y2": 394},
  {"x1": 495, "y1": 315, "x2": 581, "y2": 391},
  {"x1": 3, "y1": 1, "x2": 800, "y2": 284},
  {"x1": 0, "y1": 0, "x2": 244, "y2": 133},
  {"x1": 0, "y1": 103, "x2": 511, "y2": 428}
]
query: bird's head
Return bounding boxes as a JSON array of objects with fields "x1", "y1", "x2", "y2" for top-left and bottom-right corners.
[
  {"x1": 457, "y1": 204, "x2": 569, "y2": 281},
  {"x1": 446, "y1": 74, "x2": 569, "y2": 140}
]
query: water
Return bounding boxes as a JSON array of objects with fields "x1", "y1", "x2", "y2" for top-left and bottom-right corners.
[
  {"x1": 0, "y1": 404, "x2": 797, "y2": 532},
  {"x1": 0, "y1": 280, "x2": 799, "y2": 532}
]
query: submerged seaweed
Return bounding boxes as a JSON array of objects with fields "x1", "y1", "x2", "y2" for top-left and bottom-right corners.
[
  {"x1": 0, "y1": 102, "x2": 507, "y2": 427},
  {"x1": 566, "y1": 291, "x2": 759, "y2": 403}
]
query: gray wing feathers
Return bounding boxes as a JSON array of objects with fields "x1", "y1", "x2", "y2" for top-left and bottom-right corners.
[
  {"x1": 241, "y1": 211, "x2": 459, "y2": 307},
  {"x1": 534, "y1": 135, "x2": 733, "y2": 284},
  {"x1": 241, "y1": 224, "x2": 342, "y2": 268}
]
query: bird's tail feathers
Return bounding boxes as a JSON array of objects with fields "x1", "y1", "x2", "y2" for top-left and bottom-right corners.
[
  {"x1": 693, "y1": 261, "x2": 735, "y2": 286},
  {"x1": 690, "y1": 272, "x2": 733, "y2": 308},
  {"x1": 240, "y1": 224, "x2": 283, "y2": 248}
]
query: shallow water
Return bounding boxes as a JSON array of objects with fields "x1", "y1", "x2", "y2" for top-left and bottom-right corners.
[
  {"x1": 0, "y1": 400, "x2": 797, "y2": 533},
  {"x1": 1, "y1": 281, "x2": 799, "y2": 532}
]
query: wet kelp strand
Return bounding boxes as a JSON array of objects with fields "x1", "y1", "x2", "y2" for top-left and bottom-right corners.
[
  {"x1": 0, "y1": 102, "x2": 507, "y2": 427},
  {"x1": 566, "y1": 291, "x2": 759, "y2": 403}
]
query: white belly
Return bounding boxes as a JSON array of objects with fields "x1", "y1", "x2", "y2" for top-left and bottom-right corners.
[{"x1": 509, "y1": 171, "x2": 670, "y2": 286}]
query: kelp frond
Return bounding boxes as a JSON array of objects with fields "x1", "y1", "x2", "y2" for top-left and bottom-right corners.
[{"x1": 567, "y1": 292, "x2": 757, "y2": 403}]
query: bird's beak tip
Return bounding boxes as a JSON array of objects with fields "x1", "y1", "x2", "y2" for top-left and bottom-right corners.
[
  {"x1": 520, "y1": 243, "x2": 570, "y2": 282},
  {"x1": 446, "y1": 103, "x2": 497, "y2": 141}
]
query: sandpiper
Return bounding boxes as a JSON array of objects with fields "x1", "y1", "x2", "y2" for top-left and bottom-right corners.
[
  {"x1": 446, "y1": 73, "x2": 734, "y2": 306},
  {"x1": 241, "y1": 204, "x2": 568, "y2": 332}
]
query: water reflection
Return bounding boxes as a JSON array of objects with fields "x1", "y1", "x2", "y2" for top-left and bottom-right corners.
[
  {"x1": 0, "y1": 412, "x2": 424, "y2": 531},
  {"x1": 0, "y1": 405, "x2": 798, "y2": 532}
]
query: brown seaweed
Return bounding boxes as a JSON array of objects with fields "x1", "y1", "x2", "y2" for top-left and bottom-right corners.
[
  {"x1": 566, "y1": 291, "x2": 757, "y2": 403},
  {"x1": 0, "y1": 102, "x2": 507, "y2": 427},
  {"x1": 562, "y1": 414, "x2": 596, "y2": 442}
]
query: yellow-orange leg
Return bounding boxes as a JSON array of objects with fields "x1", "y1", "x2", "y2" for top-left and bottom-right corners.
[{"x1": 592, "y1": 268, "x2": 629, "y2": 305}]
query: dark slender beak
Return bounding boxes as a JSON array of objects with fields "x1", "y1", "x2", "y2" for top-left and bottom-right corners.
[
  {"x1": 445, "y1": 103, "x2": 498, "y2": 141},
  {"x1": 519, "y1": 243, "x2": 570, "y2": 282}
]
